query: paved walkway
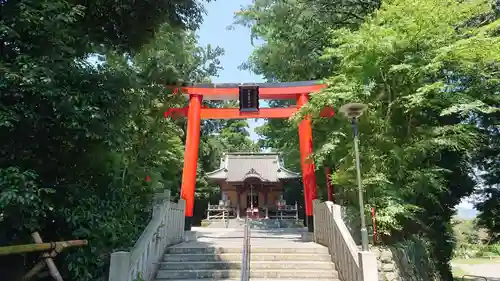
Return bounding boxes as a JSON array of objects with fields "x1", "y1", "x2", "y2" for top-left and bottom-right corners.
[
  {"x1": 452, "y1": 261, "x2": 500, "y2": 280},
  {"x1": 169, "y1": 226, "x2": 322, "y2": 250}
]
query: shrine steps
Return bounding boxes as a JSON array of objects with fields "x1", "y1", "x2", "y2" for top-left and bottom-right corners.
[{"x1": 155, "y1": 246, "x2": 340, "y2": 281}]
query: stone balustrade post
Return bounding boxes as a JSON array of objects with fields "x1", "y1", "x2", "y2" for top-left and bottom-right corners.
[
  {"x1": 108, "y1": 251, "x2": 131, "y2": 281},
  {"x1": 359, "y1": 251, "x2": 378, "y2": 281},
  {"x1": 178, "y1": 199, "x2": 186, "y2": 241}
]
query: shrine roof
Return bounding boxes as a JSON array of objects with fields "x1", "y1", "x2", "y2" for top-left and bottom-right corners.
[{"x1": 206, "y1": 152, "x2": 300, "y2": 182}]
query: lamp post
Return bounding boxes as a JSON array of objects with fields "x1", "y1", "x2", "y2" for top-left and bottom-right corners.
[{"x1": 339, "y1": 102, "x2": 370, "y2": 251}]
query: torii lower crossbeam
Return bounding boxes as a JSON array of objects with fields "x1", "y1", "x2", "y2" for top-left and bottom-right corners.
[{"x1": 165, "y1": 107, "x2": 334, "y2": 119}]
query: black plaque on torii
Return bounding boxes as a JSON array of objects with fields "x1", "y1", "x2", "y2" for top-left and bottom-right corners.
[{"x1": 239, "y1": 85, "x2": 259, "y2": 112}]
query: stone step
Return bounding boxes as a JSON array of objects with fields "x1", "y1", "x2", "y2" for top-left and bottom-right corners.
[
  {"x1": 163, "y1": 253, "x2": 332, "y2": 262},
  {"x1": 158, "y1": 260, "x2": 335, "y2": 270},
  {"x1": 156, "y1": 269, "x2": 339, "y2": 279},
  {"x1": 165, "y1": 247, "x2": 329, "y2": 254},
  {"x1": 163, "y1": 253, "x2": 239, "y2": 262},
  {"x1": 249, "y1": 253, "x2": 332, "y2": 261}
]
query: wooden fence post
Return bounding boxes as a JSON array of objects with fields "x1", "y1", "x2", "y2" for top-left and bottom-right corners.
[{"x1": 31, "y1": 232, "x2": 64, "y2": 281}]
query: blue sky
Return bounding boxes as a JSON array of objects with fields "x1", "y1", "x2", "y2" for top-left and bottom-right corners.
[{"x1": 197, "y1": 0, "x2": 265, "y2": 141}]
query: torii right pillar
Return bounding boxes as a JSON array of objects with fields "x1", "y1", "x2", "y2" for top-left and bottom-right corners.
[{"x1": 296, "y1": 93, "x2": 318, "y2": 232}]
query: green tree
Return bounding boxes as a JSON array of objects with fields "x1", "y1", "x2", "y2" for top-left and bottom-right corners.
[
  {"x1": 220, "y1": 120, "x2": 259, "y2": 152},
  {"x1": 0, "y1": 0, "x2": 221, "y2": 280},
  {"x1": 237, "y1": 0, "x2": 499, "y2": 279},
  {"x1": 474, "y1": 83, "x2": 500, "y2": 240}
]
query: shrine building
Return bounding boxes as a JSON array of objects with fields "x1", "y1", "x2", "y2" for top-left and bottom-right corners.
[{"x1": 205, "y1": 152, "x2": 300, "y2": 220}]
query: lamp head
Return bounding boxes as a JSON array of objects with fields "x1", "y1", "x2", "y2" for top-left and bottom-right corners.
[{"x1": 339, "y1": 103, "x2": 368, "y2": 119}]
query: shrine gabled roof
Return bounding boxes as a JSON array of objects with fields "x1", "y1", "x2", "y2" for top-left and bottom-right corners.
[{"x1": 206, "y1": 152, "x2": 300, "y2": 182}]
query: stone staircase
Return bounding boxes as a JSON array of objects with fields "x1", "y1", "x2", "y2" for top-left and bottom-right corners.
[
  {"x1": 155, "y1": 244, "x2": 340, "y2": 281},
  {"x1": 108, "y1": 199, "x2": 377, "y2": 281}
]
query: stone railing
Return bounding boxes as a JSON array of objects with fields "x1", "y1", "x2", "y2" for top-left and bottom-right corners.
[
  {"x1": 108, "y1": 190, "x2": 186, "y2": 281},
  {"x1": 313, "y1": 200, "x2": 377, "y2": 281}
]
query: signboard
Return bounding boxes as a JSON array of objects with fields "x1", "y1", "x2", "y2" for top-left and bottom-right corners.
[{"x1": 239, "y1": 85, "x2": 259, "y2": 112}]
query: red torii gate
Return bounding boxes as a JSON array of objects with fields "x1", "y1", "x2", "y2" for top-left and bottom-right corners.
[{"x1": 165, "y1": 81, "x2": 334, "y2": 231}]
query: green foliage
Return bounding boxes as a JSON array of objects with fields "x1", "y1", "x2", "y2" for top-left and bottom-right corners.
[
  {"x1": 476, "y1": 189, "x2": 500, "y2": 241},
  {"x1": 133, "y1": 272, "x2": 146, "y2": 281},
  {"x1": 452, "y1": 217, "x2": 500, "y2": 259},
  {"x1": 389, "y1": 237, "x2": 439, "y2": 281},
  {"x1": 475, "y1": 115, "x2": 500, "y2": 240},
  {"x1": 453, "y1": 219, "x2": 482, "y2": 245},
  {"x1": 233, "y1": 0, "x2": 380, "y2": 80},
  {"x1": 0, "y1": 168, "x2": 54, "y2": 234},
  {"x1": 75, "y1": 0, "x2": 211, "y2": 52},
  {"x1": 220, "y1": 120, "x2": 259, "y2": 152},
  {"x1": 454, "y1": 243, "x2": 500, "y2": 259},
  {"x1": 237, "y1": 0, "x2": 499, "y2": 280},
  {"x1": 0, "y1": 0, "x2": 230, "y2": 280}
]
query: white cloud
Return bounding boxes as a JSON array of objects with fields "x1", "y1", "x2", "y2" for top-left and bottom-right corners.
[{"x1": 457, "y1": 199, "x2": 474, "y2": 209}]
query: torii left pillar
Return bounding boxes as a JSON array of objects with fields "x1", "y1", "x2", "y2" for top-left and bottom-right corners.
[{"x1": 180, "y1": 94, "x2": 202, "y2": 230}]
